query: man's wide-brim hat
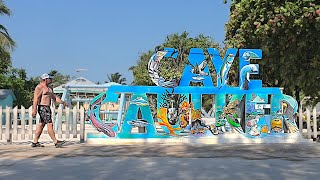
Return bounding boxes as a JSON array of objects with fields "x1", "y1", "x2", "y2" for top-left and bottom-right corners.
[{"x1": 41, "y1": 73, "x2": 53, "y2": 79}]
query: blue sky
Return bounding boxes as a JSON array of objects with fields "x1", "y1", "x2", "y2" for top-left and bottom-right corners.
[{"x1": 2, "y1": 0, "x2": 231, "y2": 84}]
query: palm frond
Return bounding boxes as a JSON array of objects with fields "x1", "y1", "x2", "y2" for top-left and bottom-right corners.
[
  {"x1": 0, "y1": 46, "x2": 11, "y2": 62},
  {"x1": 0, "y1": 32, "x2": 15, "y2": 49},
  {"x1": 0, "y1": 0, "x2": 11, "y2": 16}
]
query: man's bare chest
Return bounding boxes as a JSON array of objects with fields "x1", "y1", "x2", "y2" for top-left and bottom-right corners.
[{"x1": 41, "y1": 87, "x2": 53, "y2": 97}]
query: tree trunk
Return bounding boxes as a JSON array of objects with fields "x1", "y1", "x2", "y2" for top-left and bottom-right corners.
[{"x1": 295, "y1": 86, "x2": 300, "y2": 106}]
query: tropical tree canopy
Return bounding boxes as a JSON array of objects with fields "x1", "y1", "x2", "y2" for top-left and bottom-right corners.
[
  {"x1": 0, "y1": 0, "x2": 15, "y2": 74},
  {"x1": 106, "y1": 72, "x2": 127, "y2": 85},
  {"x1": 48, "y1": 70, "x2": 71, "y2": 88},
  {"x1": 129, "y1": 31, "x2": 221, "y2": 112},
  {"x1": 0, "y1": 68, "x2": 39, "y2": 107},
  {"x1": 129, "y1": 31, "x2": 221, "y2": 86},
  {"x1": 225, "y1": 0, "x2": 320, "y2": 105}
]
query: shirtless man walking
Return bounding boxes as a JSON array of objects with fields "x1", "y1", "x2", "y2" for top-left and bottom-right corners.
[{"x1": 31, "y1": 73, "x2": 67, "y2": 148}]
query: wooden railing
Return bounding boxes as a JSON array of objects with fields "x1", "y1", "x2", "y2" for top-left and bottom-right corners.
[{"x1": 0, "y1": 106, "x2": 85, "y2": 143}]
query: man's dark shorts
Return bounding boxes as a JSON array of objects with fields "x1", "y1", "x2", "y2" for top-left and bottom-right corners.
[{"x1": 38, "y1": 105, "x2": 52, "y2": 124}]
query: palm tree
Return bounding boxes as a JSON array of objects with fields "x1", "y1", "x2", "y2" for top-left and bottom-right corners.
[
  {"x1": 105, "y1": 72, "x2": 127, "y2": 85},
  {"x1": 0, "y1": 0, "x2": 15, "y2": 73},
  {"x1": 48, "y1": 69, "x2": 71, "y2": 88}
]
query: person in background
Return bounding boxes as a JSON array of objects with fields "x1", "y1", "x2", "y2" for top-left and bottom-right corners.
[{"x1": 31, "y1": 73, "x2": 67, "y2": 148}]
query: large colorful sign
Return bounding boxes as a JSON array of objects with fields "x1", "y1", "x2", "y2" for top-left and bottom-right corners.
[{"x1": 88, "y1": 48, "x2": 299, "y2": 139}]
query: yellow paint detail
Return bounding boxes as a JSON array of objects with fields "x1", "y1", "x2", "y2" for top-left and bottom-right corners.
[
  {"x1": 261, "y1": 125, "x2": 268, "y2": 133},
  {"x1": 271, "y1": 119, "x2": 282, "y2": 128},
  {"x1": 157, "y1": 108, "x2": 181, "y2": 134}
]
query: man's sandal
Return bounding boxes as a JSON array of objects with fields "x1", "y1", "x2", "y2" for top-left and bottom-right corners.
[
  {"x1": 31, "y1": 142, "x2": 45, "y2": 147},
  {"x1": 54, "y1": 140, "x2": 66, "y2": 148}
]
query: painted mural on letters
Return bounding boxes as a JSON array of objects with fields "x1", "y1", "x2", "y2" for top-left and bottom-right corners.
[{"x1": 88, "y1": 48, "x2": 299, "y2": 139}]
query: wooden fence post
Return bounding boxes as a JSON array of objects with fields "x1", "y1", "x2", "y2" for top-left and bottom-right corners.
[
  {"x1": 58, "y1": 106, "x2": 63, "y2": 139},
  {"x1": 72, "y1": 106, "x2": 77, "y2": 138},
  {"x1": 0, "y1": 106, "x2": 2, "y2": 140},
  {"x1": 28, "y1": 106, "x2": 33, "y2": 140},
  {"x1": 65, "y1": 107, "x2": 70, "y2": 139},
  {"x1": 80, "y1": 106, "x2": 85, "y2": 143},
  {"x1": 306, "y1": 108, "x2": 311, "y2": 139},
  {"x1": 5, "y1": 106, "x2": 11, "y2": 143},
  {"x1": 21, "y1": 106, "x2": 26, "y2": 140},
  {"x1": 51, "y1": 106, "x2": 56, "y2": 133},
  {"x1": 299, "y1": 105, "x2": 303, "y2": 134},
  {"x1": 12, "y1": 106, "x2": 18, "y2": 141},
  {"x1": 313, "y1": 107, "x2": 317, "y2": 140}
]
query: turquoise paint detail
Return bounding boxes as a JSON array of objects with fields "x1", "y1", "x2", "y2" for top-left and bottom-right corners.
[
  {"x1": 180, "y1": 48, "x2": 213, "y2": 86},
  {"x1": 240, "y1": 64, "x2": 259, "y2": 90},
  {"x1": 157, "y1": 92, "x2": 184, "y2": 134},
  {"x1": 245, "y1": 93, "x2": 269, "y2": 134},
  {"x1": 107, "y1": 85, "x2": 282, "y2": 95},
  {"x1": 282, "y1": 94, "x2": 298, "y2": 113},
  {"x1": 117, "y1": 94, "x2": 157, "y2": 138},
  {"x1": 208, "y1": 48, "x2": 238, "y2": 88},
  {"x1": 148, "y1": 48, "x2": 179, "y2": 88},
  {"x1": 239, "y1": 49, "x2": 262, "y2": 89},
  {"x1": 87, "y1": 48, "x2": 301, "y2": 140},
  {"x1": 215, "y1": 94, "x2": 226, "y2": 119},
  {"x1": 229, "y1": 94, "x2": 244, "y2": 102},
  {"x1": 191, "y1": 93, "x2": 201, "y2": 110}
]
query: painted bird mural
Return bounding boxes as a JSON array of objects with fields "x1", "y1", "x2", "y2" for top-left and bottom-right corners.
[{"x1": 242, "y1": 51, "x2": 259, "y2": 61}]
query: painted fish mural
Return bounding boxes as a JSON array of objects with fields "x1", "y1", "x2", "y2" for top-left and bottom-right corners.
[
  {"x1": 240, "y1": 64, "x2": 259, "y2": 90},
  {"x1": 127, "y1": 119, "x2": 150, "y2": 128},
  {"x1": 147, "y1": 48, "x2": 179, "y2": 88},
  {"x1": 87, "y1": 48, "x2": 302, "y2": 141},
  {"x1": 130, "y1": 97, "x2": 149, "y2": 106},
  {"x1": 217, "y1": 54, "x2": 235, "y2": 88},
  {"x1": 89, "y1": 109, "x2": 116, "y2": 137},
  {"x1": 88, "y1": 93, "x2": 116, "y2": 137}
]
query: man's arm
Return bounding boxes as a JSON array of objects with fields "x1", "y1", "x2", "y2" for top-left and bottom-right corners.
[
  {"x1": 32, "y1": 85, "x2": 42, "y2": 117},
  {"x1": 50, "y1": 88, "x2": 68, "y2": 107},
  {"x1": 56, "y1": 96, "x2": 68, "y2": 107},
  {"x1": 54, "y1": 95, "x2": 67, "y2": 106}
]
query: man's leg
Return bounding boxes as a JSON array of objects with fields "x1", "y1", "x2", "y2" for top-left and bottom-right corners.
[
  {"x1": 33, "y1": 122, "x2": 45, "y2": 143},
  {"x1": 47, "y1": 122, "x2": 58, "y2": 144},
  {"x1": 47, "y1": 122, "x2": 66, "y2": 147}
]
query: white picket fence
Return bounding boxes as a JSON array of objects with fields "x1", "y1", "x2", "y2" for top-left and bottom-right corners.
[
  {"x1": 299, "y1": 105, "x2": 319, "y2": 141},
  {"x1": 0, "y1": 104, "x2": 319, "y2": 143},
  {"x1": 0, "y1": 105, "x2": 86, "y2": 143}
]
